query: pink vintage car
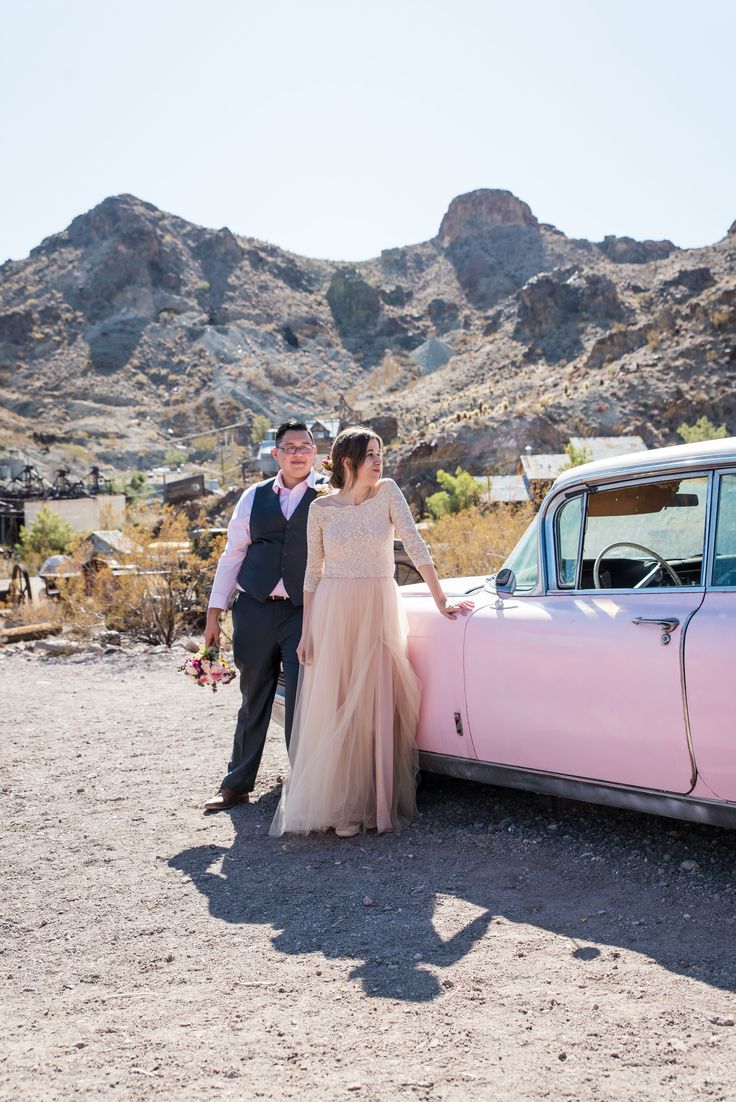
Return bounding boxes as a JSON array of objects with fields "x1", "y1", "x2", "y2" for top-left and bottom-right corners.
[{"x1": 402, "y1": 437, "x2": 736, "y2": 828}]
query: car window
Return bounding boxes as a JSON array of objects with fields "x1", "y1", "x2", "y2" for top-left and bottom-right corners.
[
  {"x1": 500, "y1": 515, "x2": 539, "y2": 591},
  {"x1": 713, "y1": 473, "x2": 736, "y2": 586},
  {"x1": 578, "y1": 476, "x2": 708, "y2": 590},
  {"x1": 555, "y1": 495, "x2": 584, "y2": 587}
]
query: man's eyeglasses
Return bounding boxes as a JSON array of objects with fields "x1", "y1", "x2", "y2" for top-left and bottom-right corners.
[{"x1": 277, "y1": 444, "x2": 315, "y2": 456}]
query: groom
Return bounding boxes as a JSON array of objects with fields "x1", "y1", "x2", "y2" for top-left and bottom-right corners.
[{"x1": 203, "y1": 420, "x2": 320, "y2": 811}]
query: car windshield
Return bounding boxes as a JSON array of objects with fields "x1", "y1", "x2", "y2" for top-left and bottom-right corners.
[{"x1": 499, "y1": 515, "x2": 539, "y2": 591}]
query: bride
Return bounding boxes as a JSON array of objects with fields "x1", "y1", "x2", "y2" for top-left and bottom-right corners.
[{"x1": 269, "y1": 426, "x2": 472, "y2": 838}]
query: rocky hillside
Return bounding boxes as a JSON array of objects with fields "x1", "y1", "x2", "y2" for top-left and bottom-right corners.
[{"x1": 1, "y1": 189, "x2": 734, "y2": 495}]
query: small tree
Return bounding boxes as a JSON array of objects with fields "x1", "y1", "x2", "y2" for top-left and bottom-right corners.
[
  {"x1": 16, "y1": 506, "x2": 73, "y2": 568},
  {"x1": 677, "y1": 416, "x2": 727, "y2": 444},
  {"x1": 426, "y1": 467, "x2": 481, "y2": 520},
  {"x1": 251, "y1": 414, "x2": 271, "y2": 444}
]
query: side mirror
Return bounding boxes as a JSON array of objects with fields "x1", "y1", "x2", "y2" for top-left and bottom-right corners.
[{"x1": 494, "y1": 567, "x2": 517, "y2": 598}]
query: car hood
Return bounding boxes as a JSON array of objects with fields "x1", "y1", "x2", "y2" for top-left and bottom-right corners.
[{"x1": 399, "y1": 574, "x2": 489, "y2": 598}]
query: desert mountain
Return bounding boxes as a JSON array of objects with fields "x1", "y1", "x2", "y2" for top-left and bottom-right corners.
[{"x1": 1, "y1": 189, "x2": 734, "y2": 495}]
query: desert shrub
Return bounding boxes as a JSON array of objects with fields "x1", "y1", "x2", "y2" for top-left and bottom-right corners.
[
  {"x1": 102, "y1": 509, "x2": 197, "y2": 645},
  {"x1": 425, "y1": 467, "x2": 481, "y2": 520},
  {"x1": 562, "y1": 442, "x2": 591, "y2": 470},
  {"x1": 243, "y1": 368, "x2": 270, "y2": 395},
  {"x1": 190, "y1": 434, "x2": 218, "y2": 460},
  {"x1": 427, "y1": 504, "x2": 535, "y2": 579},
  {"x1": 16, "y1": 506, "x2": 74, "y2": 571},
  {"x1": 56, "y1": 506, "x2": 222, "y2": 646},
  {"x1": 676, "y1": 416, "x2": 727, "y2": 444},
  {"x1": 164, "y1": 448, "x2": 187, "y2": 468}
]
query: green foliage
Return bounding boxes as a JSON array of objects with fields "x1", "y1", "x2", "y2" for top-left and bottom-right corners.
[
  {"x1": 165, "y1": 448, "x2": 187, "y2": 468},
  {"x1": 562, "y1": 442, "x2": 591, "y2": 470},
  {"x1": 251, "y1": 414, "x2": 272, "y2": 444},
  {"x1": 676, "y1": 416, "x2": 727, "y2": 444},
  {"x1": 17, "y1": 506, "x2": 73, "y2": 562},
  {"x1": 110, "y1": 470, "x2": 148, "y2": 503},
  {"x1": 425, "y1": 467, "x2": 481, "y2": 520},
  {"x1": 425, "y1": 490, "x2": 452, "y2": 519}
]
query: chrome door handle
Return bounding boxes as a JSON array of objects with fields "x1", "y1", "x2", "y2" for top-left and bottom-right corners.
[{"x1": 631, "y1": 617, "x2": 680, "y2": 631}]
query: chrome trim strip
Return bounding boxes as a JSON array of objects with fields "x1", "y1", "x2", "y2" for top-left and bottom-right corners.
[
  {"x1": 418, "y1": 751, "x2": 736, "y2": 828},
  {"x1": 679, "y1": 605, "x2": 702, "y2": 790}
]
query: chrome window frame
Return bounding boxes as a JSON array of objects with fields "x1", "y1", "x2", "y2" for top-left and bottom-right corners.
[
  {"x1": 707, "y1": 467, "x2": 736, "y2": 591},
  {"x1": 542, "y1": 468, "x2": 714, "y2": 596},
  {"x1": 552, "y1": 491, "x2": 586, "y2": 589}
]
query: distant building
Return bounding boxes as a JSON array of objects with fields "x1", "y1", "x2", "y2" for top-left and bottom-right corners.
[
  {"x1": 518, "y1": 453, "x2": 570, "y2": 505},
  {"x1": 568, "y1": 435, "x2": 647, "y2": 462},
  {"x1": 482, "y1": 475, "x2": 529, "y2": 506},
  {"x1": 23, "y1": 495, "x2": 127, "y2": 535},
  {"x1": 163, "y1": 473, "x2": 206, "y2": 504},
  {"x1": 84, "y1": 530, "x2": 138, "y2": 558}
]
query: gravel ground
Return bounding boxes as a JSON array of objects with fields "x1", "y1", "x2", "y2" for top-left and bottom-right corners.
[{"x1": 3, "y1": 644, "x2": 736, "y2": 1101}]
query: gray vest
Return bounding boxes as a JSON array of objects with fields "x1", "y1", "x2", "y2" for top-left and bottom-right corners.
[{"x1": 236, "y1": 479, "x2": 316, "y2": 605}]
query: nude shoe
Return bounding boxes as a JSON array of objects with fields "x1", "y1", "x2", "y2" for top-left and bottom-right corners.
[{"x1": 335, "y1": 823, "x2": 360, "y2": 838}]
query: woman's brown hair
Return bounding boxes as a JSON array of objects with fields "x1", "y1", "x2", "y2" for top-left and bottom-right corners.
[{"x1": 325, "y1": 426, "x2": 383, "y2": 490}]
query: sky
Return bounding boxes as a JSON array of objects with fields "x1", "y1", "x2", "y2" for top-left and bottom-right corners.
[{"x1": 1, "y1": 0, "x2": 734, "y2": 263}]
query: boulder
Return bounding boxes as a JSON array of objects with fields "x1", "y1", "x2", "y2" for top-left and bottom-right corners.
[
  {"x1": 428, "y1": 298, "x2": 460, "y2": 334},
  {"x1": 597, "y1": 235, "x2": 677, "y2": 264}
]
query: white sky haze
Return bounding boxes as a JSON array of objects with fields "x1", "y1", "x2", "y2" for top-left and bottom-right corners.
[{"x1": 1, "y1": 0, "x2": 734, "y2": 262}]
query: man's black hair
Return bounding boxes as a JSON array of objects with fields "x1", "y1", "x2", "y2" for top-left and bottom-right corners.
[{"x1": 274, "y1": 420, "x2": 314, "y2": 447}]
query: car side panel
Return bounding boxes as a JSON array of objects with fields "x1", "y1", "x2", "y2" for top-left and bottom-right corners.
[
  {"x1": 404, "y1": 596, "x2": 476, "y2": 759},
  {"x1": 463, "y1": 592, "x2": 698, "y2": 792}
]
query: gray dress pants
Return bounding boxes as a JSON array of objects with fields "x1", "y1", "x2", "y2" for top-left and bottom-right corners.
[{"x1": 220, "y1": 592, "x2": 302, "y2": 794}]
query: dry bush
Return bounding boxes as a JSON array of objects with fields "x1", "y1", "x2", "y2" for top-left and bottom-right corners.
[
  {"x1": 426, "y1": 504, "x2": 535, "y2": 579},
  {"x1": 50, "y1": 507, "x2": 226, "y2": 646}
]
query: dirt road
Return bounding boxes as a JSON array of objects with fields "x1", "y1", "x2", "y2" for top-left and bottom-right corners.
[{"x1": 3, "y1": 645, "x2": 736, "y2": 1100}]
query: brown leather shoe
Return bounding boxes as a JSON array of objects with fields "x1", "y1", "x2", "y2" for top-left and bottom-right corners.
[{"x1": 203, "y1": 787, "x2": 250, "y2": 811}]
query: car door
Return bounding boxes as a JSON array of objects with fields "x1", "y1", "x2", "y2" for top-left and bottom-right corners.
[
  {"x1": 682, "y1": 469, "x2": 736, "y2": 800},
  {"x1": 464, "y1": 472, "x2": 709, "y2": 793}
]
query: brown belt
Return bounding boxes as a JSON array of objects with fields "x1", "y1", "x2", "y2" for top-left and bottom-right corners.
[{"x1": 266, "y1": 595, "x2": 290, "y2": 601}]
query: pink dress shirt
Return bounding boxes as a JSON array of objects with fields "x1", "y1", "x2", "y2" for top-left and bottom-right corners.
[{"x1": 208, "y1": 469, "x2": 319, "y2": 610}]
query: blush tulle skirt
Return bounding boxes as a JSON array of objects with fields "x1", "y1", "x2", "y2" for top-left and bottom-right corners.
[{"x1": 269, "y1": 577, "x2": 420, "y2": 837}]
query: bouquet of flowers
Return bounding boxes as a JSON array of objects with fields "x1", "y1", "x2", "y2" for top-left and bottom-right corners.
[{"x1": 179, "y1": 645, "x2": 237, "y2": 692}]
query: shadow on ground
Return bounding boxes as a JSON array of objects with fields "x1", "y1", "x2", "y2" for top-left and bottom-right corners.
[{"x1": 170, "y1": 774, "x2": 736, "y2": 1003}]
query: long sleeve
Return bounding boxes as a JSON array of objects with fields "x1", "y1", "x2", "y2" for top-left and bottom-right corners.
[
  {"x1": 387, "y1": 480, "x2": 433, "y2": 569},
  {"x1": 207, "y1": 485, "x2": 255, "y2": 609},
  {"x1": 303, "y1": 503, "x2": 326, "y2": 593}
]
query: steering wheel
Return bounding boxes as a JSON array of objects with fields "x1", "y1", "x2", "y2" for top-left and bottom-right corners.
[{"x1": 593, "y1": 541, "x2": 682, "y2": 589}]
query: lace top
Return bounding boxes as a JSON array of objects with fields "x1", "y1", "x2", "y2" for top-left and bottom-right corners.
[{"x1": 303, "y1": 479, "x2": 433, "y2": 592}]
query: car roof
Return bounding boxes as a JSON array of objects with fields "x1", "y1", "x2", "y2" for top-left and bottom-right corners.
[{"x1": 551, "y1": 436, "x2": 736, "y2": 493}]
